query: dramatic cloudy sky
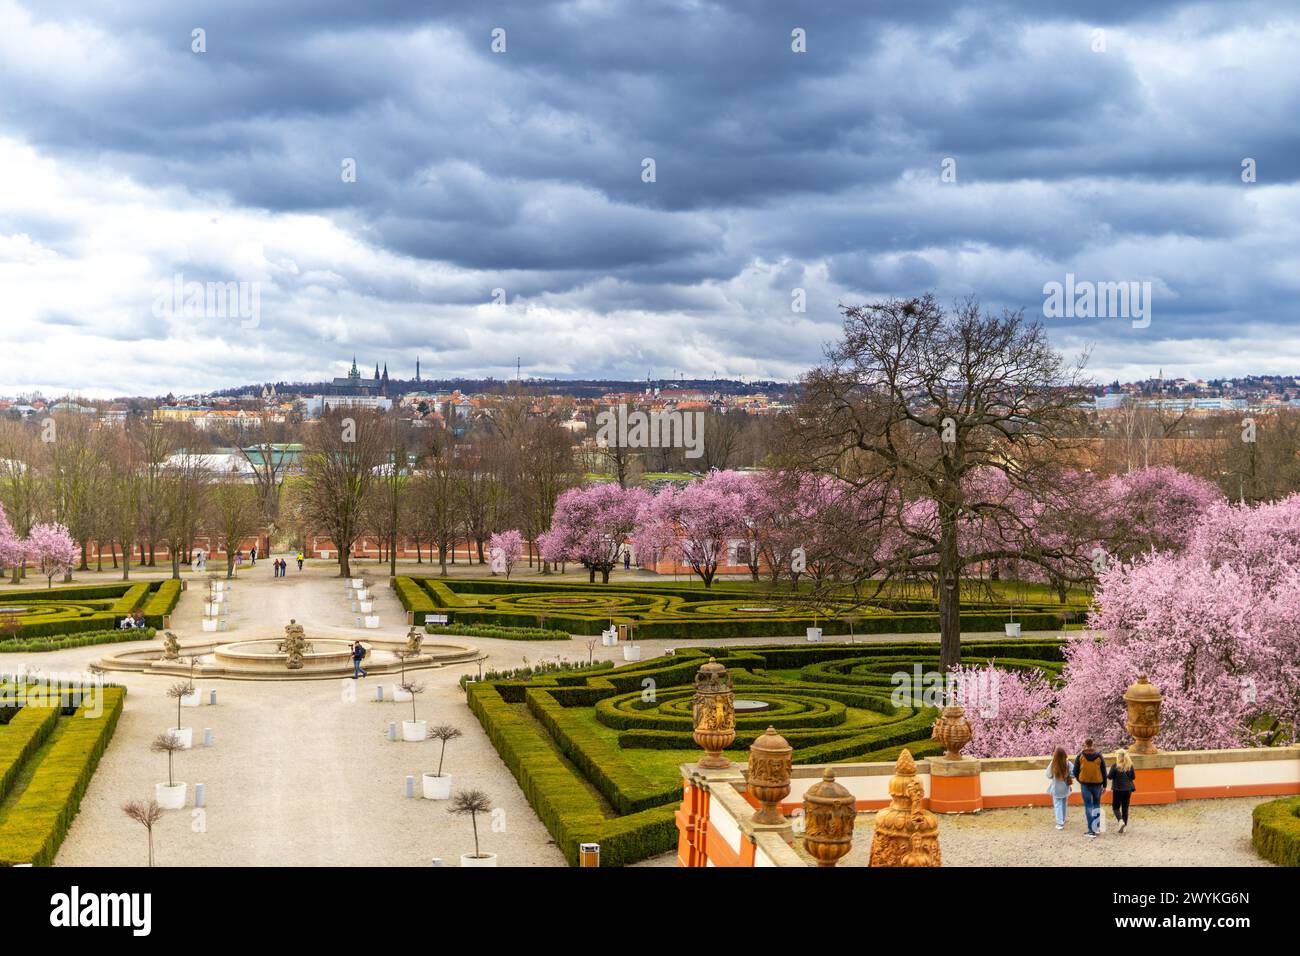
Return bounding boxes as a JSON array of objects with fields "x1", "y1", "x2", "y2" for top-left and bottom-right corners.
[{"x1": 2, "y1": 0, "x2": 1299, "y2": 397}]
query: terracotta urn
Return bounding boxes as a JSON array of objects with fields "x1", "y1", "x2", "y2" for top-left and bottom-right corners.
[
  {"x1": 801, "y1": 769, "x2": 856, "y2": 867},
  {"x1": 930, "y1": 703, "x2": 973, "y2": 760},
  {"x1": 746, "y1": 726, "x2": 793, "y2": 825},
  {"x1": 1123, "y1": 675, "x2": 1163, "y2": 754},
  {"x1": 691, "y1": 658, "x2": 735, "y2": 769}
]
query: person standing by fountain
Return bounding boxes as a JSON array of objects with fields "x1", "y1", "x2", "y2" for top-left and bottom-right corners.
[{"x1": 350, "y1": 641, "x2": 368, "y2": 679}]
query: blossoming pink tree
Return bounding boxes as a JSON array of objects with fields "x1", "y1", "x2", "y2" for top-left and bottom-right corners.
[
  {"x1": 958, "y1": 494, "x2": 1300, "y2": 756},
  {"x1": 538, "y1": 484, "x2": 650, "y2": 583},
  {"x1": 25, "y1": 522, "x2": 78, "y2": 588},
  {"x1": 633, "y1": 471, "x2": 752, "y2": 587},
  {"x1": 0, "y1": 504, "x2": 26, "y2": 580},
  {"x1": 1097, "y1": 466, "x2": 1222, "y2": 561},
  {"x1": 488, "y1": 529, "x2": 524, "y2": 579}
]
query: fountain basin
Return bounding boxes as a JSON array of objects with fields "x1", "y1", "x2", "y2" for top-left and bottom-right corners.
[{"x1": 213, "y1": 639, "x2": 356, "y2": 672}]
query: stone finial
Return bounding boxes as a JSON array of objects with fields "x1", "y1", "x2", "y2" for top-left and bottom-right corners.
[
  {"x1": 692, "y1": 658, "x2": 735, "y2": 769},
  {"x1": 747, "y1": 726, "x2": 793, "y2": 825},
  {"x1": 802, "y1": 769, "x2": 855, "y2": 867},
  {"x1": 1123, "y1": 674, "x2": 1163, "y2": 754},
  {"x1": 869, "y1": 749, "x2": 940, "y2": 867}
]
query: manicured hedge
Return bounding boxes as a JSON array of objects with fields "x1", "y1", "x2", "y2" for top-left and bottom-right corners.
[
  {"x1": 394, "y1": 576, "x2": 436, "y2": 622},
  {"x1": 466, "y1": 680, "x2": 678, "y2": 866},
  {"x1": 0, "y1": 706, "x2": 60, "y2": 802},
  {"x1": 426, "y1": 623, "x2": 572, "y2": 642},
  {"x1": 1252, "y1": 796, "x2": 1300, "y2": 867},
  {"x1": 0, "y1": 686, "x2": 126, "y2": 866},
  {"x1": 0, "y1": 627, "x2": 156, "y2": 653}
]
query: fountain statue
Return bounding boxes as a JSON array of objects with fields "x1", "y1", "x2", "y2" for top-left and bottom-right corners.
[
  {"x1": 277, "y1": 619, "x2": 313, "y2": 670},
  {"x1": 404, "y1": 625, "x2": 424, "y2": 657},
  {"x1": 161, "y1": 631, "x2": 181, "y2": 661}
]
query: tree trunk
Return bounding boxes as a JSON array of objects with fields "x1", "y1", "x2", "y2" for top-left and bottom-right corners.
[
  {"x1": 588, "y1": 566, "x2": 596, "y2": 583},
  {"x1": 339, "y1": 545, "x2": 351, "y2": 579},
  {"x1": 600, "y1": 567, "x2": 610, "y2": 584},
  {"x1": 938, "y1": 502, "x2": 962, "y2": 672}
]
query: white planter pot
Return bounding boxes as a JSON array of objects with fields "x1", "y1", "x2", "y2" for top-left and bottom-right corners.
[
  {"x1": 168, "y1": 727, "x2": 193, "y2": 749},
  {"x1": 356, "y1": 589, "x2": 371, "y2": 601},
  {"x1": 351, "y1": 578, "x2": 365, "y2": 589},
  {"x1": 806, "y1": 627, "x2": 823, "y2": 643},
  {"x1": 601, "y1": 630, "x2": 618, "y2": 646},
  {"x1": 209, "y1": 591, "x2": 225, "y2": 604},
  {"x1": 422, "y1": 773, "x2": 452, "y2": 800},
  {"x1": 622, "y1": 645, "x2": 641, "y2": 662},
  {"x1": 402, "y1": 719, "x2": 427, "y2": 742},
  {"x1": 460, "y1": 853, "x2": 497, "y2": 867},
  {"x1": 155, "y1": 782, "x2": 187, "y2": 810},
  {"x1": 203, "y1": 602, "x2": 219, "y2": 616},
  {"x1": 359, "y1": 601, "x2": 374, "y2": 613},
  {"x1": 180, "y1": 690, "x2": 202, "y2": 708},
  {"x1": 364, "y1": 615, "x2": 380, "y2": 629},
  {"x1": 213, "y1": 581, "x2": 225, "y2": 592},
  {"x1": 201, "y1": 618, "x2": 218, "y2": 632},
  {"x1": 1005, "y1": 623, "x2": 1022, "y2": 637}
]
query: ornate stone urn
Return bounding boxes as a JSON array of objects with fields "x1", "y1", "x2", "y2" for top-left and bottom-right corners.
[
  {"x1": 801, "y1": 769, "x2": 856, "y2": 867},
  {"x1": 869, "y1": 749, "x2": 941, "y2": 867},
  {"x1": 1123, "y1": 675, "x2": 1163, "y2": 754},
  {"x1": 691, "y1": 658, "x2": 736, "y2": 769},
  {"x1": 746, "y1": 726, "x2": 793, "y2": 825},
  {"x1": 931, "y1": 703, "x2": 973, "y2": 760}
]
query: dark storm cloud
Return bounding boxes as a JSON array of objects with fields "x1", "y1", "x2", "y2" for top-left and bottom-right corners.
[{"x1": 2, "y1": 0, "x2": 1300, "y2": 394}]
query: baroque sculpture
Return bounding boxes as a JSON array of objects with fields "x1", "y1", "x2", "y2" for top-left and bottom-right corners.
[
  {"x1": 691, "y1": 658, "x2": 736, "y2": 769},
  {"x1": 278, "y1": 619, "x2": 312, "y2": 670},
  {"x1": 161, "y1": 630, "x2": 180, "y2": 661},
  {"x1": 404, "y1": 625, "x2": 424, "y2": 657},
  {"x1": 869, "y1": 749, "x2": 940, "y2": 867}
]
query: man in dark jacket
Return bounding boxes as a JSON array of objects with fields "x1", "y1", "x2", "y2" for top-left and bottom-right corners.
[{"x1": 1072, "y1": 739, "x2": 1107, "y2": 838}]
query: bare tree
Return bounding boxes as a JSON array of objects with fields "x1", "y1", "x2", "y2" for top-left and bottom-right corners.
[
  {"x1": 298, "y1": 407, "x2": 388, "y2": 578},
  {"x1": 448, "y1": 789, "x2": 493, "y2": 860},
  {"x1": 788, "y1": 295, "x2": 1092, "y2": 669},
  {"x1": 122, "y1": 799, "x2": 164, "y2": 866},
  {"x1": 205, "y1": 465, "x2": 259, "y2": 579}
]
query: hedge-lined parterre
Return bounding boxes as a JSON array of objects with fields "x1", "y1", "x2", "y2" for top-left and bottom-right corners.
[
  {"x1": 396, "y1": 576, "x2": 1085, "y2": 640},
  {"x1": 0, "y1": 580, "x2": 180, "y2": 639},
  {"x1": 466, "y1": 636, "x2": 1068, "y2": 865},
  {"x1": 0, "y1": 685, "x2": 126, "y2": 866},
  {"x1": 1252, "y1": 795, "x2": 1300, "y2": 867}
]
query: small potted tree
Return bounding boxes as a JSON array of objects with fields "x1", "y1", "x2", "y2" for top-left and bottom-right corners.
[
  {"x1": 450, "y1": 789, "x2": 496, "y2": 866},
  {"x1": 166, "y1": 681, "x2": 194, "y2": 748},
  {"x1": 422, "y1": 724, "x2": 463, "y2": 799},
  {"x1": 622, "y1": 622, "x2": 641, "y2": 662},
  {"x1": 180, "y1": 658, "x2": 202, "y2": 707},
  {"x1": 151, "y1": 732, "x2": 187, "y2": 810},
  {"x1": 399, "y1": 680, "x2": 427, "y2": 741},
  {"x1": 122, "y1": 799, "x2": 164, "y2": 866}
]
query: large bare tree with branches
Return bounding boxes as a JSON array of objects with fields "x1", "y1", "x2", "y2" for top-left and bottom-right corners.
[
  {"x1": 787, "y1": 295, "x2": 1093, "y2": 669},
  {"x1": 298, "y1": 407, "x2": 388, "y2": 578}
]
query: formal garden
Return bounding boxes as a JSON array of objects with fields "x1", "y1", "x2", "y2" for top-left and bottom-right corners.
[
  {"x1": 0, "y1": 676, "x2": 125, "y2": 865},
  {"x1": 397, "y1": 576, "x2": 1090, "y2": 641},
  {"x1": 464, "y1": 637, "x2": 1066, "y2": 865},
  {"x1": 0, "y1": 580, "x2": 179, "y2": 648}
]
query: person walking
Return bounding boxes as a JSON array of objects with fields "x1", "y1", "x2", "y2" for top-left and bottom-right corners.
[
  {"x1": 1072, "y1": 738, "x2": 1108, "y2": 838},
  {"x1": 296, "y1": 551, "x2": 304, "y2": 571},
  {"x1": 350, "y1": 641, "x2": 367, "y2": 679},
  {"x1": 1109, "y1": 748, "x2": 1136, "y2": 834},
  {"x1": 1045, "y1": 746, "x2": 1074, "y2": 830},
  {"x1": 250, "y1": 544, "x2": 257, "y2": 566}
]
